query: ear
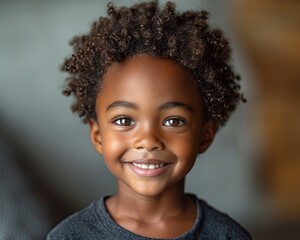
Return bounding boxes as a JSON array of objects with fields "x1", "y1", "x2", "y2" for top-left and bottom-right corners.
[
  {"x1": 89, "y1": 119, "x2": 103, "y2": 154},
  {"x1": 198, "y1": 121, "x2": 218, "y2": 154}
]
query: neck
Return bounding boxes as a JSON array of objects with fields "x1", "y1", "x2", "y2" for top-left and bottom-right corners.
[
  {"x1": 107, "y1": 179, "x2": 189, "y2": 222},
  {"x1": 105, "y1": 179, "x2": 197, "y2": 238}
]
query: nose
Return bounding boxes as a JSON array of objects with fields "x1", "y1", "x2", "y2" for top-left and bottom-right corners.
[{"x1": 133, "y1": 127, "x2": 164, "y2": 151}]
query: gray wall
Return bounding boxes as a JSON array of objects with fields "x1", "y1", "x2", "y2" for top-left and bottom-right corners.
[{"x1": 0, "y1": 0, "x2": 261, "y2": 228}]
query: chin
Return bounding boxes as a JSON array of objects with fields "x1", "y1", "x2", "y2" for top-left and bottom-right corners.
[{"x1": 130, "y1": 184, "x2": 168, "y2": 197}]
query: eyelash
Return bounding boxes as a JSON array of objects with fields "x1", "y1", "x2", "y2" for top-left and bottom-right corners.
[
  {"x1": 113, "y1": 117, "x2": 135, "y2": 126},
  {"x1": 163, "y1": 117, "x2": 186, "y2": 127},
  {"x1": 112, "y1": 117, "x2": 186, "y2": 127}
]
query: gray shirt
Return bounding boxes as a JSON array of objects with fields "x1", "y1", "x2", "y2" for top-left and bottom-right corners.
[{"x1": 46, "y1": 195, "x2": 251, "y2": 239}]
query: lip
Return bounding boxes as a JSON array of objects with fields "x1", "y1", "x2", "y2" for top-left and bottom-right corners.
[
  {"x1": 130, "y1": 158, "x2": 171, "y2": 165},
  {"x1": 125, "y1": 159, "x2": 172, "y2": 177}
]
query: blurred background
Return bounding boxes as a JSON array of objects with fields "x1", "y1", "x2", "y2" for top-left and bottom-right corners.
[{"x1": 0, "y1": 0, "x2": 299, "y2": 239}]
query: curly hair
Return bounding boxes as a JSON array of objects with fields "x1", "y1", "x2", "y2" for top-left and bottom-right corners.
[{"x1": 61, "y1": 1, "x2": 245, "y2": 126}]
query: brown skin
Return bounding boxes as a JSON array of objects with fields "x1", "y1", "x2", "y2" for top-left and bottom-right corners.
[{"x1": 89, "y1": 54, "x2": 217, "y2": 238}]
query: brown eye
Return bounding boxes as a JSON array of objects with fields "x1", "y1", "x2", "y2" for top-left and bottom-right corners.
[
  {"x1": 163, "y1": 118, "x2": 185, "y2": 127},
  {"x1": 114, "y1": 117, "x2": 134, "y2": 126}
]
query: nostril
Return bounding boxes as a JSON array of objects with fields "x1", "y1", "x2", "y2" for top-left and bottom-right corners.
[
  {"x1": 134, "y1": 139, "x2": 164, "y2": 151},
  {"x1": 133, "y1": 129, "x2": 164, "y2": 151},
  {"x1": 135, "y1": 143, "x2": 163, "y2": 152}
]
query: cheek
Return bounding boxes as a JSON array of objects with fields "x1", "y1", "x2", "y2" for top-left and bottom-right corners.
[
  {"x1": 101, "y1": 134, "x2": 128, "y2": 176},
  {"x1": 167, "y1": 134, "x2": 199, "y2": 161},
  {"x1": 175, "y1": 144, "x2": 198, "y2": 164},
  {"x1": 101, "y1": 133, "x2": 128, "y2": 161}
]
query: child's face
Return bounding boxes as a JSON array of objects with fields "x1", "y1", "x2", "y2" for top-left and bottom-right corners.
[{"x1": 90, "y1": 54, "x2": 216, "y2": 197}]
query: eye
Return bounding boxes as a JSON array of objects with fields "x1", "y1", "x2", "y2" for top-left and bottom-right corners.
[
  {"x1": 113, "y1": 117, "x2": 135, "y2": 126},
  {"x1": 163, "y1": 118, "x2": 186, "y2": 127}
]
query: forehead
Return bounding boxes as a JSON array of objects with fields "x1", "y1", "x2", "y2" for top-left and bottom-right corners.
[{"x1": 97, "y1": 54, "x2": 203, "y2": 109}]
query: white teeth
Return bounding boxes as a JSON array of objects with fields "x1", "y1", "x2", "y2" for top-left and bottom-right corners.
[
  {"x1": 132, "y1": 162, "x2": 165, "y2": 169},
  {"x1": 148, "y1": 165, "x2": 155, "y2": 169}
]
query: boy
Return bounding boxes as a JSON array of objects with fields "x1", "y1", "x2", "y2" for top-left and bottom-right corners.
[{"x1": 47, "y1": 1, "x2": 251, "y2": 239}]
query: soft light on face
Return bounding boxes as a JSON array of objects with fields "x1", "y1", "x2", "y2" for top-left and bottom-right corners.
[{"x1": 89, "y1": 54, "x2": 216, "y2": 197}]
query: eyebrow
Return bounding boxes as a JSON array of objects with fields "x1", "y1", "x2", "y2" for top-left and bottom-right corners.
[
  {"x1": 106, "y1": 101, "x2": 139, "y2": 112},
  {"x1": 158, "y1": 102, "x2": 194, "y2": 113},
  {"x1": 106, "y1": 100, "x2": 194, "y2": 113}
]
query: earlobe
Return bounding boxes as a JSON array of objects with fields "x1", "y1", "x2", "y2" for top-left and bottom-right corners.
[
  {"x1": 89, "y1": 119, "x2": 103, "y2": 154},
  {"x1": 198, "y1": 121, "x2": 217, "y2": 154}
]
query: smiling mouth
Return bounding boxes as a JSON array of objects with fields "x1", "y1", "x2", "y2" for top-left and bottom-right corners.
[
  {"x1": 125, "y1": 160, "x2": 171, "y2": 177},
  {"x1": 131, "y1": 162, "x2": 165, "y2": 170}
]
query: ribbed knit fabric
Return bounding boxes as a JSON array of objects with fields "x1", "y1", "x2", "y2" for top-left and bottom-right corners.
[{"x1": 46, "y1": 195, "x2": 251, "y2": 240}]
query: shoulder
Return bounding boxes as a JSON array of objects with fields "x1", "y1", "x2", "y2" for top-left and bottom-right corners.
[
  {"x1": 196, "y1": 198, "x2": 252, "y2": 240},
  {"x1": 46, "y1": 197, "x2": 108, "y2": 240}
]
